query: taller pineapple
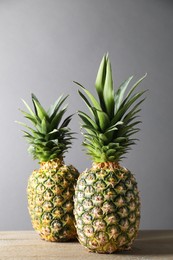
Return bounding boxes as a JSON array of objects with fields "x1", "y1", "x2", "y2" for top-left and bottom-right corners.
[
  {"x1": 74, "y1": 54, "x2": 146, "y2": 253},
  {"x1": 18, "y1": 94, "x2": 79, "y2": 241}
]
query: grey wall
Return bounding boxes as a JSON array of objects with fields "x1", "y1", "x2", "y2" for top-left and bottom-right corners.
[{"x1": 0, "y1": 0, "x2": 172, "y2": 231}]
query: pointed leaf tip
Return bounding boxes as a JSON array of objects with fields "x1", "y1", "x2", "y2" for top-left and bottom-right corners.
[
  {"x1": 106, "y1": 52, "x2": 109, "y2": 60},
  {"x1": 95, "y1": 54, "x2": 107, "y2": 107}
]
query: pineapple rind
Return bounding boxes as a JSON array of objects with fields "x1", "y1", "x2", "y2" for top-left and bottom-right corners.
[
  {"x1": 74, "y1": 163, "x2": 140, "y2": 253},
  {"x1": 28, "y1": 159, "x2": 79, "y2": 241},
  {"x1": 74, "y1": 55, "x2": 145, "y2": 253},
  {"x1": 18, "y1": 94, "x2": 79, "y2": 241}
]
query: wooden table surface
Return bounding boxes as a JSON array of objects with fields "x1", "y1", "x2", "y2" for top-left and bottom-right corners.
[{"x1": 0, "y1": 230, "x2": 172, "y2": 260}]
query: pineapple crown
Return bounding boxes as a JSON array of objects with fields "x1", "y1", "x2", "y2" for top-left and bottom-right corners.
[
  {"x1": 74, "y1": 54, "x2": 147, "y2": 163},
  {"x1": 17, "y1": 93, "x2": 74, "y2": 162}
]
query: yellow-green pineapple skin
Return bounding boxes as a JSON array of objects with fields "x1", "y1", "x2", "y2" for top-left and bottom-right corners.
[
  {"x1": 28, "y1": 159, "x2": 79, "y2": 241},
  {"x1": 74, "y1": 162, "x2": 140, "y2": 253},
  {"x1": 17, "y1": 94, "x2": 80, "y2": 242},
  {"x1": 74, "y1": 54, "x2": 146, "y2": 253}
]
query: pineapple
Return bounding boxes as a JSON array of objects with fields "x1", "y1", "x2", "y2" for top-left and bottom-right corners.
[
  {"x1": 17, "y1": 94, "x2": 79, "y2": 241},
  {"x1": 74, "y1": 54, "x2": 147, "y2": 253}
]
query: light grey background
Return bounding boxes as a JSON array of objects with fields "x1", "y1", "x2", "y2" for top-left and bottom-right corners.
[{"x1": 0, "y1": 0, "x2": 172, "y2": 231}]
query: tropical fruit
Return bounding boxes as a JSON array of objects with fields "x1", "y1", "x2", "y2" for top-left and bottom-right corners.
[
  {"x1": 74, "y1": 54, "x2": 146, "y2": 253},
  {"x1": 18, "y1": 94, "x2": 79, "y2": 241}
]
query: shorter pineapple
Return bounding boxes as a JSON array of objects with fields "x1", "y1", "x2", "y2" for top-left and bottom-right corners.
[
  {"x1": 17, "y1": 94, "x2": 79, "y2": 241},
  {"x1": 74, "y1": 54, "x2": 147, "y2": 253}
]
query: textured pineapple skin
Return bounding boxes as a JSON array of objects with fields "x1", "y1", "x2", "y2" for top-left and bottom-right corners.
[
  {"x1": 74, "y1": 162, "x2": 140, "y2": 253},
  {"x1": 27, "y1": 159, "x2": 79, "y2": 242}
]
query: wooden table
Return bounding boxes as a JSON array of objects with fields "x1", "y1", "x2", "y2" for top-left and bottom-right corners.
[{"x1": 0, "y1": 230, "x2": 172, "y2": 260}]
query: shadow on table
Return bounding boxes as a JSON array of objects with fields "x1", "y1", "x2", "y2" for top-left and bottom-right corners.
[{"x1": 119, "y1": 230, "x2": 173, "y2": 256}]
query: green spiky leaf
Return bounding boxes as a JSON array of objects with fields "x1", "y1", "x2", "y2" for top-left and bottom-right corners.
[
  {"x1": 103, "y1": 57, "x2": 115, "y2": 118},
  {"x1": 75, "y1": 54, "x2": 147, "y2": 162},
  {"x1": 17, "y1": 94, "x2": 74, "y2": 162}
]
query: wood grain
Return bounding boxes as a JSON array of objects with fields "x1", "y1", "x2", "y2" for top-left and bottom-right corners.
[{"x1": 0, "y1": 230, "x2": 172, "y2": 260}]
